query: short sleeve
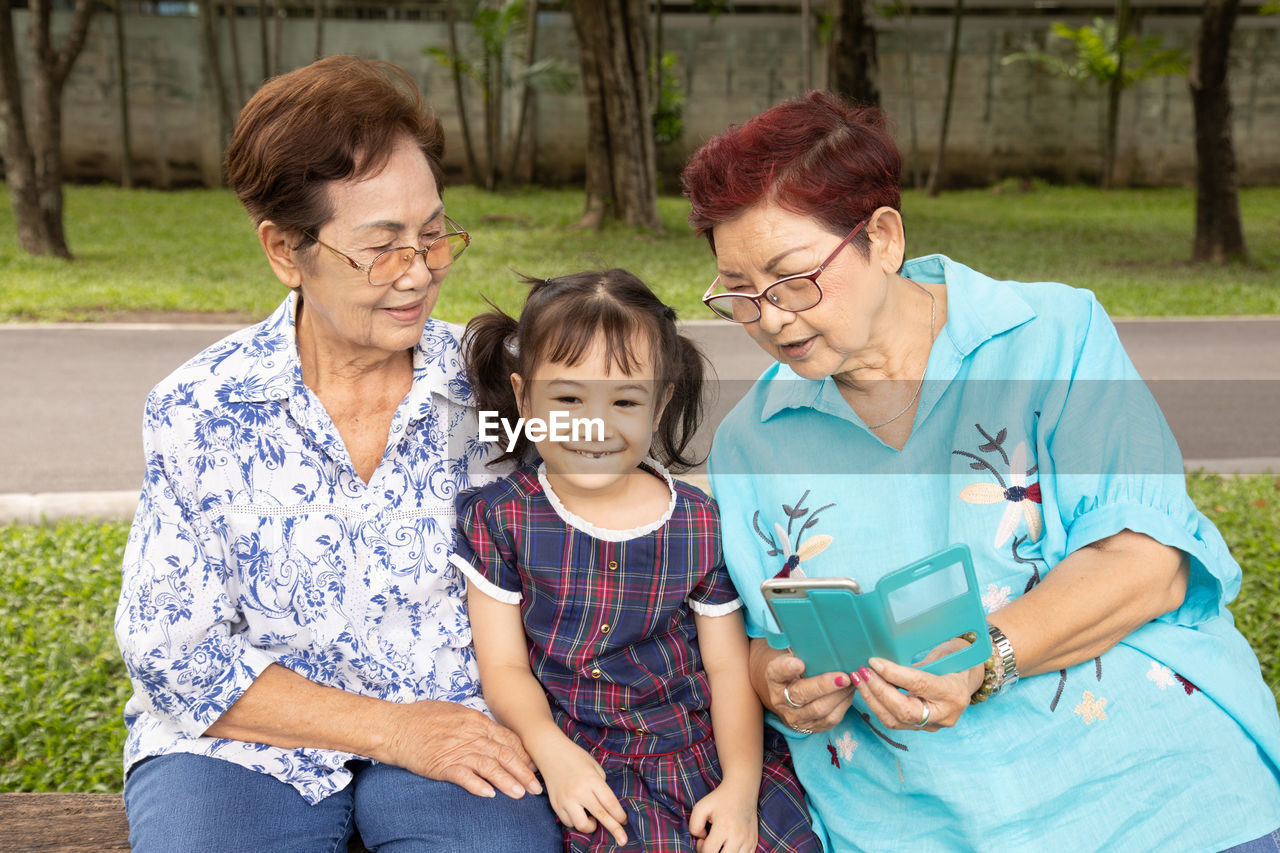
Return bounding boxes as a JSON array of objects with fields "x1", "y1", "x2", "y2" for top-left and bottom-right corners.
[
  {"x1": 1036, "y1": 294, "x2": 1238, "y2": 626},
  {"x1": 451, "y1": 487, "x2": 523, "y2": 605},
  {"x1": 688, "y1": 551, "x2": 743, "y2": 617}
]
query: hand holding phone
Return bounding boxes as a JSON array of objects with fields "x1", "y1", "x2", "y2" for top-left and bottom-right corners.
[{"x1": 761, "y1": 545, "x2": 991, "y2": 677}]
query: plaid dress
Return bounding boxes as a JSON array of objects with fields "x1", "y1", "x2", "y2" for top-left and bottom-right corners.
[{"x1": 453, "y1": 460, "x2": 821, "y2": 853}]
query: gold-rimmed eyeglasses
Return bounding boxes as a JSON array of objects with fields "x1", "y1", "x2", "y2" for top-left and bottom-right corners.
[
  {"x1": 701, "y1": 220, "x2": 867, "y2": 323},
  {"x1": 306, "y1": 215, "x2": 470, "y2": 286}
]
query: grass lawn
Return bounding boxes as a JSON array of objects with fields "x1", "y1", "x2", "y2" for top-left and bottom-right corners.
[
  {"x1": 1, "y1": 184, "x2": 1278, "y2": 323},
  {"x1": 1, "y1": 472, "x2": 1277, "y2": 793}
]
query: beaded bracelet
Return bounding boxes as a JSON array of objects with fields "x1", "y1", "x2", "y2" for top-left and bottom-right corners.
[
  {"x1": 970, "y1": 654, "x2": 999, "y2": 704},
  {"x1": 957, "y1": 630, "x2": 1000, "y2": 705}
]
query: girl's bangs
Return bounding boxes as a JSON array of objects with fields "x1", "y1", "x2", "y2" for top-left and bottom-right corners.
[{"x1": 537, "y1": 302, "x2": 660, "y2": 378}]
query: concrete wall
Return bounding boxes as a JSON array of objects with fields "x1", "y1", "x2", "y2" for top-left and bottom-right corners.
[{"x1": 19, "y1": 7, "x2": 1280, "y2": 189}]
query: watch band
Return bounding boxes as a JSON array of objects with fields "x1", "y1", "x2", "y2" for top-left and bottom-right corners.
[{"x1": 987, "y1": 623, "x2": 1018, "y2": 693}]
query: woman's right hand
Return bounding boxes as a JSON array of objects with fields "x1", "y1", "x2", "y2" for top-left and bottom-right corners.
[
  {"x1": 750, "y1": 639, "x2": 855, "y2": 734},
  {"x1": 381, "y1": 699, "x2": 544, "y2": 800}
]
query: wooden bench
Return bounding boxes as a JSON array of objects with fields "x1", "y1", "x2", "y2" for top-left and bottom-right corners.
[
  {"x1": 0, "y1": 793, "x2": 370, "y2": 851},
  {"x1": 2, "y1": 794, "x2": 131, "y2": 851}
]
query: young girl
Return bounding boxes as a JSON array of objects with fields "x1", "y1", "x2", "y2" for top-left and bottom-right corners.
[{"x1": 451, "y1": 271, "x2": 821, "y2": 853}]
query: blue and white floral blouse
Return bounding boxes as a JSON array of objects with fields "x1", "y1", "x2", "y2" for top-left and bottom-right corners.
[
  {"x1": 115, "y1": 294, "x2": 499, "y2": 804},
  {"x1": 709, "y1": 255, "x2": 1280, "y2": 852}
]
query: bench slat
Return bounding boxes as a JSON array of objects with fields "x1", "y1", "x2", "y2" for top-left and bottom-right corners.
[{"x1": 0, "y1": 793, "x2": 131, "y2": 851}]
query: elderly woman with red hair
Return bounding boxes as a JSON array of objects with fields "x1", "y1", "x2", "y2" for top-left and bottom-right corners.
[{"x1": 683, "y1": 90, "x2": 1280, "y2": 852}]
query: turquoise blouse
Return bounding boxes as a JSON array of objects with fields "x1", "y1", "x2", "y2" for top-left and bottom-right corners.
[{"x1": 708, "y1": 255, "x2": 1280, "y2": 852}]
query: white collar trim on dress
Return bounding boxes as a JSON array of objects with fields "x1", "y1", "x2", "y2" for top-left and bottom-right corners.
[{"x1": 536, "y1": 457, "x2": 678, "y2": 542}]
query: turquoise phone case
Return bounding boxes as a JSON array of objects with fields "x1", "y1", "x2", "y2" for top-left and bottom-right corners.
[{"x1": 763, "y1": 544, "x2": 992, "y2": 676}]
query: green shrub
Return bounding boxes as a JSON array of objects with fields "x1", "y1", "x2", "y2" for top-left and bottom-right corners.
[
  {"x1": 0, "y1": 521, "x2": 131, "y2": 792},
  {"x1": 1187, "y1": 473, "x2": 1280, "y2": 704}
]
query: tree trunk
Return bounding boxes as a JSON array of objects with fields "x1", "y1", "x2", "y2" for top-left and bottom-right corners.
[
  {"x1": 30, "y1": 2, "x2": 69, "y2": 255},
  {"x1": 800, "y1": 0, "x2": 811, "y2": 90},
  {"x1": 313, "y1": 0, "x2": 324, "y2": 61},
  {"x1": 0, "y1": 0, "x2": 43, "y2": 253},
  {"x1": 444, "y1": 0, "x2": 482, "y2": 186},
  {"x1": 257, "y1": 0, "x2": 269, "y2": 82},
  {"x1": 272, "y1": 1, "x2": 284, "y2": 77},
  {"x1": 112, "y1": 0, "x2": 133, "y2": 188},
  {"x1": 483, "y1": 34, "x2": 500, "y2": 191},
  {"x1": 1101, "y1": 0, "x2": 1131, "y2": 188},
  {"x1": 507, "y1": 0, "x2": 539, "y2": 182},
  {"x1": 651, "y1": 0, "x2": 662, "y2": 108},
  {"x1": 198, "y1": 0, "x2": 233, "y2": 147},
  {"x1": 902, "y1": 0, "x2": 921, "y2": 188},
  {"x1": 1190, "y1": 0, "x2": 1248, "y2": 264},
  {"x1": 925, "y1": 0, "x2": 963, "y2": 197},
  {"x1": 0, "y1": 0, "x2": 95, "y2": 258},
  {"x1": 827, "y1": 0, "x2": 880, "y2": 107},
  {"x1": 567, "y1": 0, "x2": 661, "y2": 231},
  {"x1": 223, "y1": 0, "x2": 245, "y2": 104}
]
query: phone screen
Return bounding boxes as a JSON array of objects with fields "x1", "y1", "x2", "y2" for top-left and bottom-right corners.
[{"x1": 884, "y1": 561, "x2": 972, "y2": 623}]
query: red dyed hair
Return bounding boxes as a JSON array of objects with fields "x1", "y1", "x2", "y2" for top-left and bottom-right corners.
[{"x1": 682, "y1": 90, "x2": 901, "y2": 255}]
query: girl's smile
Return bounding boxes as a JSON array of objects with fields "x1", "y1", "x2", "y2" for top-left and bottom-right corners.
[{"x1": 568, "y1": 448, "x2": 621, "y2": 459}]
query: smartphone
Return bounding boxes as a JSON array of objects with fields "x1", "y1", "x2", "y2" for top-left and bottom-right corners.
[
  {"x1": 759, "y1": 545, "x2": 991, "y2": 677},
  {"x1": 762, "y1": 576, "x2": 871, "y2": 677},
  {"x1": 762, "y1": 576, "x2": 863, "y2": 600}
]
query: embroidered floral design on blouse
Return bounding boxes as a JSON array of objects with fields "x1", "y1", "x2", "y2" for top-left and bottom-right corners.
[
  {"x1": 1073, "y1": 690, "x2": 1108, "y2": 724},
  {"x1": 831, "y1": 731, "x2": 857, "y2": 766},
  {"x1": 1147, "y1": 662, "x2": 1177, "y2": 690},
  {"x1": 1147, "y1": 661, "x2": 1202, "y2": 696},
  {"x1": 1175, "y1": 674, "x2": 1201, "y2": 696},
  {"x1": 981, "y1": 583, "x2": 1012, "y2": 613},
  {"x1": 857, "y1": 712, "x2": 909, "y2": 752},
  {"x1": 955, "y1": 427, "x2": 1043, "y2": 547},
  {"x1": 1011, "y1": 534, "x2": 1043, "y2": 594},
  {"x1": 752, "y1": 490, "x2": 835, "y2": 579}
]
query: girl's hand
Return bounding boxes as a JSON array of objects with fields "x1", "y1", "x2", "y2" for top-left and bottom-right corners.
[
  {"x1": 538, "y1": 740, "x2": 629, "y2": 846},
  {"x1": 688, "y1": 781, "x2": 758, "y2": 853},
  {"x1": 855, "y1": 636, "x2": 986, "y2": 731},
  {"x1": 762, "y1": 651, "x2": 855, "y2": 734}
]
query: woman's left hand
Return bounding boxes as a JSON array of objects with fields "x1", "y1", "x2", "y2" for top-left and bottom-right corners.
[{"x1": 855, "y1": 636, "x2": 985, "y2": 732}]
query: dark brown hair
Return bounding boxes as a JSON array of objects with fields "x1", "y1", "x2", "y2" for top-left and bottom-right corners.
[
  {"x1": 224, "y1": 55, "x2": 445, "y2": 246},
  {"x1": 464, "y1": 271, "x2": 708, "y2": 472},
  {"x1": 681, "y1": 89, "x2": 901, "y2": 257}
]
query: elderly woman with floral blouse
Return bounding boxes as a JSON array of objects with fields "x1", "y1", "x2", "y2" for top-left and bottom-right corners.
[
  {"x1": 115, "y1": 56, "x2": 558, "y2": 852},
  {"x1": 684, "y1": 90, "x2": 1280, "y2": 852}
]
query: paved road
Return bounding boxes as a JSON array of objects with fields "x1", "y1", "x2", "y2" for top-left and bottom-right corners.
[{"x1": 1, "y1": 318, "x2": 1277, "y2": 521}]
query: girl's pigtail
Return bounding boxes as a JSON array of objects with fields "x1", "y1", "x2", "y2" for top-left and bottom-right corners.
[
  {"x1": 654, "y1": 332, "x2": 709, "y2": 473},
  {"x1": 463, "y1": 306, "x2": 522, "y2": 467}
]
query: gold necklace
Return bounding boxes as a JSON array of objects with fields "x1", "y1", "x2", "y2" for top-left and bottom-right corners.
[{"x1": 865, "y1": 279, "x2": 936, "y2": 430}]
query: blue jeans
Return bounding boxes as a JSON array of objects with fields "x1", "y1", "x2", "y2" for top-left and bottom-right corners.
[
  {"x1": 124, "y1": 754, "x2": 561, "y2": 853},
  {"x1": 1222, "y1": 828, "x2": 1280, "y2": 853}
]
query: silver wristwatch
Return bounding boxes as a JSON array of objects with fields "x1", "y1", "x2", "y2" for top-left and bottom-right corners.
[{"x1": 987, "y1": 623, "x2": 1019, "y2": 693}]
